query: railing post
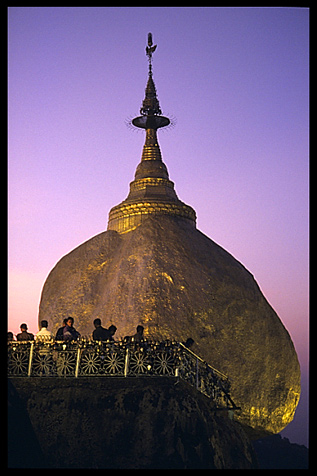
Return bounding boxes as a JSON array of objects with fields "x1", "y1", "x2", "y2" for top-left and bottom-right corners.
[
  {"x1": 28, "y1": 341, "x2": 34, "y2": 377},
  {"x1": 124, "y1": 347, "x2": 129, "y2": 377},
  {"x1": 75, "y1": 346, "x2": 81, "y2": 378}
]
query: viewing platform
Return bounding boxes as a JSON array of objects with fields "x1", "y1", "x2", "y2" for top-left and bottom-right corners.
[{"x1": 8, "y1": 339, "x2": 238, "y2": 410}]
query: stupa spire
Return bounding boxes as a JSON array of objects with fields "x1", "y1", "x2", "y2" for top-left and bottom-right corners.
[
  {"x1": 132, "y1": 33, "x2": 170, "y2": 135},
  {"x1": 107, "y1": 33, "x2": 196, "y2": 234}
]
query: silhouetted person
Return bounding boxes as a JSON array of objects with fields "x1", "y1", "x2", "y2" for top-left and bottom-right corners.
[
  {"x1": 56, "y1": 318, "x2": 68, "y2": 340},
  {"x1": 107, "y1": 325, "x2": 117, "y2": 342},
  {"x1": 183, "y1": 337, "x2": 195, "y2": 349},
  {"x1": 36, "y1": 320, "x2": 54, "y2": 340},
  {"x1": 92, "y1": 318, "x2": 111, "y2": 341},
  {"x1": 63, "y1": 317, "x2": 80, "y2": 341},
  {"x1": 132, "y1": 325, "x2": 144, "y2": 342},
  {"x1": 16, "y1": 323, "x2": 34, "y2": 341},
  {"x1": 7, "y1": 331, "x2": 14, "y2": 342}
]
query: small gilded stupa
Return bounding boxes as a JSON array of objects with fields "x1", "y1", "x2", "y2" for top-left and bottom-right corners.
[{"x1": 39, "y1": 33, "x2": 300, "y2": 436}]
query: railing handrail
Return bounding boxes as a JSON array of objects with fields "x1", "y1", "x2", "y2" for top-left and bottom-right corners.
[
  {"x1": 7, "y1": 339, "x2": 238, "y2": 409},
  {"x1": 178, "y1": 342, "x2": 229, "y2": 380}
]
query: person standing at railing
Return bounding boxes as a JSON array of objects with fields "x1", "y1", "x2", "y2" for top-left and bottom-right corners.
[
  {"x1": 182, "y1": 337, "x2": 195, "y2": 349},
  {"x1": 63, "y1": 317, "x2": 80, "y2": 341},
  {"x1": 7, "y1": 332, "x2": 15, "y2": 342},
  {"x1": 131, "y1": 325, "x2": 144, "y2": 342},
  {"x1": 16, "y1": 323, "x2": 34, "y2": 341},
  {"x1": 55, "y1": 318, "x2": 68, "y2": 340},
  {"x1": 107, "y1": 325, "x2": 117, "y2": 342},
  {"x1": 35, "y1": 320, "x2": 54, "y2": 341},
  {"x1": 92, "y1": 318, "x2": 111, "y2": 341}
]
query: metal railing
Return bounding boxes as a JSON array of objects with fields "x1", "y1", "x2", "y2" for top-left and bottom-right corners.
[{"x1": 7, "y1": 339, "x2": 238, "y2": 409}]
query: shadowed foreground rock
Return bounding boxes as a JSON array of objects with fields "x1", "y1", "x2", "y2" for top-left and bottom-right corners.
[
  {"x1": 9, "y1": 377, "x2": 257, "y2": 469},
  {"x1": 253, "y1": 434, "x2": 308, "y2": 469},
  {"x1": 8, "y1": 380, "x2": 44, "y2": 468}
]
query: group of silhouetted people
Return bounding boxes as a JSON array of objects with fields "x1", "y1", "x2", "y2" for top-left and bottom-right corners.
[
  {"x1": 8, "y1": 318, "x2": 148, "y2": 344},
  {"x1": 8, "y1": 323, "x2": 35, "y2": 342},
  {"x1": 8, "y1": 319, "x2": 79, "y2": 342},
  {"x1": 92, "y1": 319, "x2": 117, "y2": 341},
  {"x1": 8, "y1": 318, "x2": 195, "y2": 349}
]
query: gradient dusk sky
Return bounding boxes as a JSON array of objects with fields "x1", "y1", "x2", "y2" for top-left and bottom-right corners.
[{"x1": 8, "y1": 7, "x2": 309, "y2": 446}]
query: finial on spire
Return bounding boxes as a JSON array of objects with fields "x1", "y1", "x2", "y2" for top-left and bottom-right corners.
[
  {"x1": 146, "y1": 32, "x2": 157, "y2": 76},
  {"x1": 132, "y1": 32, "x2": 170, "y2": 130}
]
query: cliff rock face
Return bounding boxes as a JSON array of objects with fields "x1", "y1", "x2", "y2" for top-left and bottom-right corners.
[
  {"x1": 39, "y1": 215, "x2": 300, "y2": 436},
  {"x1": 10, "y1": 377, "x2": 257, "y2": 469}
]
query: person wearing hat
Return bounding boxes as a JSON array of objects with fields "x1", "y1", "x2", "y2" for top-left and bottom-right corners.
[{"x1": 16, "y1": 323, "x2": 34, "y2": 341}]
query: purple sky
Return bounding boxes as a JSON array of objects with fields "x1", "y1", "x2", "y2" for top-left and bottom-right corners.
[{"x1": 8, "y1": 7, "x2": 309, "y2": 446}]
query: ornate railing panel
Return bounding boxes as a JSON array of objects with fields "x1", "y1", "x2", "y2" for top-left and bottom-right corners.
[{"x1": 8, "y1": 339, "x2": 238, "y2": 409}]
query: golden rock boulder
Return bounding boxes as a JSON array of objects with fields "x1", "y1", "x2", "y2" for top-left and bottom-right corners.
[{"x1": 39, "y1": 214, "x2": 300, "y2": 436}]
